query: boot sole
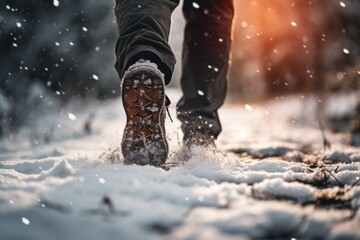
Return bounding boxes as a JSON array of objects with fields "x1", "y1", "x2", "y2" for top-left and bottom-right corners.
[{"x1": 121, "y1": 67, "x2": 168, "y2": 166}]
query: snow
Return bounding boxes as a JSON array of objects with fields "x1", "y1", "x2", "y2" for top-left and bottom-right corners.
[
  {"x1": 252, "y1": 178, "x2": 315, "y2": 203},
  {"x1": 92, "y1": 74, "x2": 99, "y2": 80},
  {"x1": 53, "y1": 0, "x2": 60, "y2": 7},
  {"x1": 245, "y1": 104, "x2": 253, "y2": 111},
  {"x1": 192, "y1": 2, "x2": 200, "y2": 9},
  {"x1": 0, "y1": 89, "x2": 359, "y2": 239},
  {"x1": 67, "y1": 113, "x2": 77, "y2": 121},
  {"x1": 122, "y1": 59, "x2": 165, "y2": 84}
]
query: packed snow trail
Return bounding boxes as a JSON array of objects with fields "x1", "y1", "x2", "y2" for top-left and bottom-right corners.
[{"x1": 0, "y1": 89, "x2": 359, "y2": 240}]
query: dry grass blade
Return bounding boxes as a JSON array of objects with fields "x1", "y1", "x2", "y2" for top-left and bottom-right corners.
[
  {"x1": 321, "y1": 165, "x2": 345, "y2": 188},
  {"x1": 317, "y1": 115, "x2": 331, "y2": 150}
]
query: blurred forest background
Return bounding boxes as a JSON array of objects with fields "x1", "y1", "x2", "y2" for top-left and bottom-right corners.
[{"x1": 0, "y1": 0, "x2": 360, "y2": 139}]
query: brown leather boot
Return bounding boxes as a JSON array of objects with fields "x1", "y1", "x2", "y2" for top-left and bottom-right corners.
[{"x1": 121, "y1": 62, "x2": 168, "y2": 166}]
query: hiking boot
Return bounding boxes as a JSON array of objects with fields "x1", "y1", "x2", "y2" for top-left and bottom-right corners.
[
  {"x1": 184, "y1": 131, "x2": 216, "y2": 148},
  {"x1": 176, "y1": 132, "x2": 216, "y2": 162},
  {"x1": 121, "y1": 61, "x2": 168, "y2": 166}
]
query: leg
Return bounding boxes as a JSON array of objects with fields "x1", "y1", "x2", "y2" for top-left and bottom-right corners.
[
  {"x1": 114, "y1": 0, "x2": 179, "y2": 165},
  {"x1": 114, "y1": 0, "x2": 179, "y2": 85},
  {"x1": 177, "y1": 0, "x2": 235, "y2": 143}
]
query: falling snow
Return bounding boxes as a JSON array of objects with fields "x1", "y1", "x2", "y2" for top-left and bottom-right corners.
[
  {"x1": 22, "y1": 217, "x2": 30, "y2": 225},
  {"x1": 98, "y1": 178, "x2": 106, "y2": 184},
  {"x1": 68, "y1": 113, "x2": 77, "y2": 121},
  {"x1": 53, "y1": 0, "x2": 59, "y2": 7},
  {"x1": 1, "y1": 2, "x2": 360, "y2": 239},
  {"x1": 92, "y1": 74, "x2": 99, "y2": 80},
  {"x1": 245, "y1": 104, "x2": 253, "y2": 111},
  {"x1": 192, "y1": 2, "x2": 200, "y2": 9}
]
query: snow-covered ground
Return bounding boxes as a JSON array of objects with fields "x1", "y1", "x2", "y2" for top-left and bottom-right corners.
[{"x1": 0, "y1": 89, "x2": 359, "y2": 240}]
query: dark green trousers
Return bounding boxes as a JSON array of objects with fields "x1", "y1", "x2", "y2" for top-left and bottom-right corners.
[{"x1": 114, "y1": 0, "x2": 234, "y2": 139}]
